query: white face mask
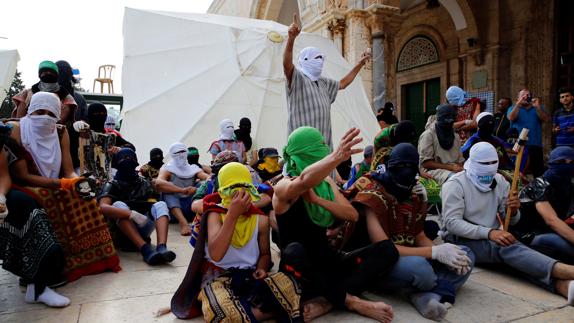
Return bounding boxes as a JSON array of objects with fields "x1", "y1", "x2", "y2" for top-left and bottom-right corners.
[
  {"x1": 173, "y1": 152, "x2": 188, "y2": 168},
  {"x1": 28, "y1": 114, "x2": 57, "y2": 135},
  {"x1": 465, "y1": 159, "x2": 498, "y2": 192},
  {"x1": 298, "y1": 47, "x2": 325, "y2": 81}
]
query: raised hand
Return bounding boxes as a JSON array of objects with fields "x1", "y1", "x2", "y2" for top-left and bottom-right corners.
[
  {"x1": 288, "y1": 13, "x2": 301, "y2": 39},
  {"x1": 359, "y1": 48, "x2": 372, "y2": 65},
  {"x1": 333, "y1": 128, "x2": 363, "y2": 163}
]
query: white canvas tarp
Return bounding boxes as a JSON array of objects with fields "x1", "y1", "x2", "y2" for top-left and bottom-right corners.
[
  {"x1": 0, "y1": 49, "x2": 19, "y2": 104},
  {"x1": 121, "y1": 8, "x2": 378, "y2": 164}
]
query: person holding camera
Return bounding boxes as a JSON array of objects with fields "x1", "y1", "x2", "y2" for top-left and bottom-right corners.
[{"x1": 507, "y1": 88, "x2": 550, "y2": 177}]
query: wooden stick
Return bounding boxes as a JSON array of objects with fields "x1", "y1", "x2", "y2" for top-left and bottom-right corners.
[{"x1": 503, "y1": 128, "x2": 529, "y2": 231}]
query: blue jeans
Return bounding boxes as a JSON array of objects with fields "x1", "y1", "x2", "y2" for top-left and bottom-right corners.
[
  {"x1": 447, "y1": 235, "x2": 557, "y2": 291},
  {"x1": 377, "y1": 246, "x2": 474, "y2": 303},
  {"x1": 530, "y1": 233, "x2": 574, "y2": 265},
  {"x1": 162, "y1": 194, "x2": 193, "y2": 221},
  {"x1": 112, "y1": 201, "x2": 169, "y2": 238}
]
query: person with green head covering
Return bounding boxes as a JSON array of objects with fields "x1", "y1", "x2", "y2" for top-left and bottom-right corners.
[
  {"x1": 186, "y1": 146, "x2": 212, "y2": 175},
  {"x1": 273, "y1": 126, "x2": 399, "y2": 323},
  {"x1": 12, "y1": 60, "x2": 78, "y2": 124}
]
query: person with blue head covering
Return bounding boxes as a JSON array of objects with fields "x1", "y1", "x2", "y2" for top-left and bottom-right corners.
[
  {"x1": 446, "y1": 85, "x2": 481, "y2": 142},
  {"x1": 511, "y1": 146, "x2": 574, "y2": 264}
]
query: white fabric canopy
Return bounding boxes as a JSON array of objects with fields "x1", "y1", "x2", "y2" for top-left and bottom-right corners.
[
  {"x1": 121, "y1": 8, "x2": 378, "y2": 164},
  {"x1": 0, "y1": 49, "x2": 20, "y2": 104}
]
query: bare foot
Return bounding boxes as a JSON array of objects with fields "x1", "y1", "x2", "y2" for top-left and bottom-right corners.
[
  {"x1": 303, "y1": 297, "x2": 333, "y2": 322},
  {"x1": 180, "y1": 225, "x2": 191, "y2": 236},
  {"x1": 346, "y1": 295, "x2": 393, "y2": 323}
]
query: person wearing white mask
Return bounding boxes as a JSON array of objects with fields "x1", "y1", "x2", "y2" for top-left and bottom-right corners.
[
  {"x1": 441, "y1": 142, "x2": 574, "y2": 305},
  {"x1": 6, "y1": 92, "x2": 120, "y2": 282},
  {"x1": 157, "y1": 142, "x2": 209, "y2": 236},
  {"x1": 208, "y1": 119, "x2": 247, "y2": 163},
  {"x1": 283, "y1": 13, "x2": 371, "y2": 147}
]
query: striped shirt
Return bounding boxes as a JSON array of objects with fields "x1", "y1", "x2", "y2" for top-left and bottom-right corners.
[
  {"x1": 553, "y1": 107, "x2": 574, "y2": 146},
  {"x1": 286, "y1": 67, "x2": 339, "y2": 147}
]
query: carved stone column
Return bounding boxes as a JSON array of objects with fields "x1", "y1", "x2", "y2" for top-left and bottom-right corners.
[
  {"x1": 368, "y1": 5, "x2": 400, "y2": 109},
  {"x1": 328, "y1": 18, "x2": 346, "y2": 54}
]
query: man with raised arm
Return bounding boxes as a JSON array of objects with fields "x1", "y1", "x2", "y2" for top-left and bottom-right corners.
[{"x1": 283, "y1": 13, "x2": 371, "y2": 147}]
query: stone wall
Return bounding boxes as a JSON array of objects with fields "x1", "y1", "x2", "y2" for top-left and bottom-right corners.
[{"x1": 209, "y1": 0, "x2": 558, "y2": 151}]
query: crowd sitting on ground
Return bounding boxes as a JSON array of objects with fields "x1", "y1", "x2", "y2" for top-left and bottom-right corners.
[{"x1": 2, "y1": 17, "x2": 574, "y2": 321}]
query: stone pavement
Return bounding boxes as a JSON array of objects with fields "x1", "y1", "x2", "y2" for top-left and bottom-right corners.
[{"x1": 1, "y1": 224, "x2": 573, "y2": 323}]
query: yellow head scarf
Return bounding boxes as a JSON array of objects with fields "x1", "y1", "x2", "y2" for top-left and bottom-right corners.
[
  {"x1": 257, "y1": 156, "x2": 281, "y2": 174},
  {"x1": 217, "y1": 162, "x2": 260, "y2": 248}
]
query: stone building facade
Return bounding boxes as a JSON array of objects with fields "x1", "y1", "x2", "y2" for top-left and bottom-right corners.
[{"x1": 209, "y1": 0, "x2": 574, "y2": 148}]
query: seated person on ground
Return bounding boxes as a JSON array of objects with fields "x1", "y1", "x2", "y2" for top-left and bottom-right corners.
[
  {"x1": 273, "y1": 126, "x2": 398, "y2": 322},
  {"x1": 372, "y1": 119, "x2": 417, "y2": 170},
  {"x1": 186, "y1": 147, "x2": 211, "y2": 175},
  {"x1": 190, "y1": 150, "x2": 272, "y2": 247},
  {"x1": 6, "y1": 92, "x2": 119, "y2": 282},
  {"x1": 419, "y1": 104, "x2": 465, "y2": 185},
  {"x1": 347, "y1": 143, "x2": 472, "y2": 321},
  {"x1": 139, "y1": 148, "x2": 164, "y2": 181},
  {"x1": 170, "y1": 162, "x2": 301, "y2": 321},
  {"x1": 254, "y1": 148, "x2": 282, "y2": 182},
  {"x1": 441, "y1": 142, "x2": 574, "y2": 305},
  {"x1": 461, "y1": 112, "x2": 514, "y2": 171},
  {"x1": 156, "y1": 142, "x2": 209, "y2": 236},
  {"x1": 510, "y1": 146, "x2": 574, "y2": 264},
  {"x1": 99, "y1": 148, "x2": 176, "y2": 265},
  {"x1": 209, "y1": 119, "x2": 247, "y2": 164},
  {"x1": 0, "y1": 125, "x2": 70, "y2": 308}
]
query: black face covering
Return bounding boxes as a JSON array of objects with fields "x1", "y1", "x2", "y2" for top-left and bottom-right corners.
[
  {"x1": 88, "y1": 102, "x2": 108, "y2": 133},
  {"x1": 391, "y1": 120, "x2": 417, "y2": 146},
  {"x1": 115, "y1": 148, "x2": 139, "y2": 182},
  {"x1": 234, "y1": 117, "x2": 253, "y2": 151},
  {"x1": 56, "y1": 60, "x2": 76, "y2": 95},
  {"x1": 477, "y1": 114, "x2": 495, "y2": 139},
  {"x1": 372, "y1": 143, "x2": 419, "y2": 201},
  {"x1": 40, "y1": 74, "x2": 58, "y2": 83},
  {"x1": 148, "y1": 148, "x2": 164, "y2": 169},
  {"x1": 435, "y1": 104, "x2": 457, "y2": 150}
]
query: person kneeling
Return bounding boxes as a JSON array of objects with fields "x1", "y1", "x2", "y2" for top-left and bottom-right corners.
[
  {"x1": 99, "y1": 148, "x2": 176, "y2": 265},
  {"x1": 346, "y1": 143, "x2": 473, "y2": 321}
]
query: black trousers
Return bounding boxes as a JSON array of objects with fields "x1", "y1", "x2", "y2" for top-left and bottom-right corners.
[{"x1": 280, "y1": 240, "x2": 398, "y2": 308}]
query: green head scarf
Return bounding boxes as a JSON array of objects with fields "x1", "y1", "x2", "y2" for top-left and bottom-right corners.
[{"x1": 283, "y1": 127, "x2": 334, "y2": 227}]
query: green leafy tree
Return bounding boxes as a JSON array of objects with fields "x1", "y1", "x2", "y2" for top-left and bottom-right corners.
[{"x1": 1, "y1": 70, "x2": 25, "y2": 118}]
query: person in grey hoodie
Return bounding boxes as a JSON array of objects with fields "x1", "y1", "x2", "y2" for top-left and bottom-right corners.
[{"x1": 441, "y1": 142, "x2": 574, "y2": 305}]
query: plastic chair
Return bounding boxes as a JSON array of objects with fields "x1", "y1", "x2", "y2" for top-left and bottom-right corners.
[{"x1": 93, "y1": 65, "x2": 115, "y2": 93}]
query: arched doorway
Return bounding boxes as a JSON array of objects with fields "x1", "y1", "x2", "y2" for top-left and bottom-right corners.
[{"x1": 397, "y1": 35, "x2": 442, "y2": 134}]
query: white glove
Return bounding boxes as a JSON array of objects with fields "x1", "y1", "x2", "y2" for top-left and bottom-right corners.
[
  {"x1": 432, "y1": 243, "x2": 471, "y2": 272},
  {"x1": 0, "y1": 194, "x2": 8, "y2": 223},
  {"x1": 73, "y1": 121, "x2": 90, "y2": 132},
  {"x1": 412, "y1": 182, "x2": 428, "y2": 202},
  {"x1": 129, "y1": 210, "x2": 148, "y2": 227}
]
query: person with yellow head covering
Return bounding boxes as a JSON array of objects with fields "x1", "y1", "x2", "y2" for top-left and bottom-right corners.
[
  {"x1": 171, "y1": 162, "x2": 302, "y2": 322},
  {"x1": 272, "y1": 127, "x2": 398, "y2": 323}
]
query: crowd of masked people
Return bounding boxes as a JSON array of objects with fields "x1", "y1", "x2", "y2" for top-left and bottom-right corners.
[{"x1": 1, "y1": 59, "x2": 574, "y2": 323}]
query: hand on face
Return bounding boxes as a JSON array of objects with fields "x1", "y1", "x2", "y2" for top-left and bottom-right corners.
[{"x1": 228, "y1": 189, "x2": 251, "y2": 218}]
